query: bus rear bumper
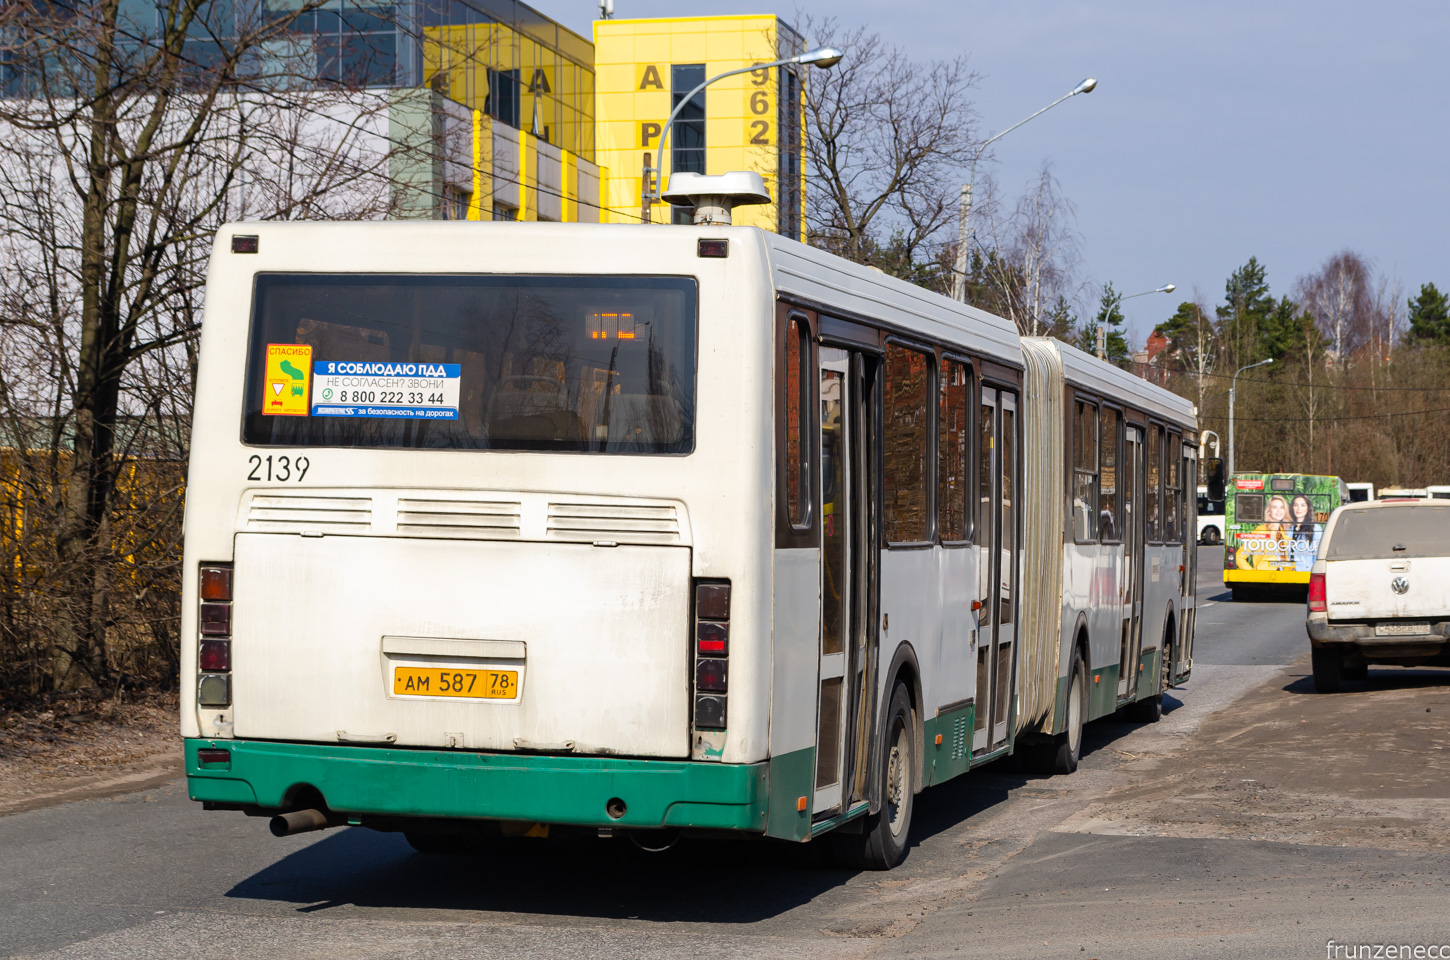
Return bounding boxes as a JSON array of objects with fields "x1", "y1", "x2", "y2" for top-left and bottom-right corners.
[{"x1": 184, "y1": 738, "x2": 769, "y2": 832}]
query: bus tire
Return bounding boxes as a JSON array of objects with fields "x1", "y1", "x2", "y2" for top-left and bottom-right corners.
[
  {"x1": 1311, "y1": 647, "x2": 1344, "y2": 693},
  {"x1": 403, "y1": 827, "x2": 459, "y2": 854},
  {"x1": 831, "y1": 683, "x2": 915, "y2": 871},
  {"x1": 1126, "y1": 634, "x2": 1171, "y2": 724},
  {"x1": 1044, "y1": 646, "x2": 1086, "y2": 775}
]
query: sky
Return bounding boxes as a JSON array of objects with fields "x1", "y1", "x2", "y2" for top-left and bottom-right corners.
[{"x1": 554, "y1": 1, "x2": 1450, "y2": 346}]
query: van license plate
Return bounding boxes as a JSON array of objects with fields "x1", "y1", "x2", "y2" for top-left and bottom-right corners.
[
  {"x1": 1374, "y1": 622, "x2": 1428, "y2": 636},
  {"x1": 393, "y1": 666, "x2": 518, "y2": 699}
]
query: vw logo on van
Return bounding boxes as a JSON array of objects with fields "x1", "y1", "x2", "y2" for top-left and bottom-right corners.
[{"x1": 1391, "y1": 576, "x2": 1410, "y2": 595}]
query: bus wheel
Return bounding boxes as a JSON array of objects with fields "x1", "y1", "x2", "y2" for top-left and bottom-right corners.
[
  {"x1": 1126, "y1": 637, "x2": 1170, "y2": 724},
  {"x1": 1311, "y1": 647, "x2": 1344, "y2": 693},
  {"x1": 404, "y1": 827, "x2": 460, "y2": 854},
  {"x1": 1045, "y1": 647, "x2": 1086, "y2": 775},
  {"x1": 832, "y1": 683, "x2": 915, "y2": 871}
]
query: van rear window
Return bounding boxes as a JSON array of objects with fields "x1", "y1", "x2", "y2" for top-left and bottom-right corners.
[
  {"x1": 1327, "y1": 505, "x2": 1450, "y2": 561},
  {"x1": 242, "y1": 274, "x2": 697, "y2": 453}
]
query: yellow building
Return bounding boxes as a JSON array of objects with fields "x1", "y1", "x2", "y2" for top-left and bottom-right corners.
[
  {"x1": 592, "y1": 16, "x2": 806, "y2": 237},
  {"x1": 400, "y1": 2, "x2": 603, "y2": 223},
  {"x1": 383, "y1": 6, "x2": 806, "y2": 234}
]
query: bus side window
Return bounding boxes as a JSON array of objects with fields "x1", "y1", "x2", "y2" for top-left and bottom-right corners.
[
  {"x1": 1100, "y1": 407, "x2": 1119, "y2": 541},
  {"x1": 1164, "y1": 432, "x2": 1182, "y2": 543},
  {"x1": 1146, "y1": 425, "x2": 1161, "y2": 542},
  {"x1": 938, "y1": 358, "x2": 970, "y2": 543},
  {"x1": 883, "y1": 342, "x2": 931, "y2": 544},
  {"x1": 784, "y1": 316, "x2": 811, "y2": 528},
  {"x1": 1072, "y1": 399, "x2": 1098, "y2": 542}
]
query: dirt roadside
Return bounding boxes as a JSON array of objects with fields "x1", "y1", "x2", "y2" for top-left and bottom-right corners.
[
  {"x1": 1060, "y1": 659, "x2": 1450, "y2": 851},
  {"x1": 0, "y1": 692, "x2": 182, "y2": 817}
]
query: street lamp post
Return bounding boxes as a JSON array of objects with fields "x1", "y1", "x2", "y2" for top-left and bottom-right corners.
[
  {"x1": 951, "y1": 77, "x2": 1097, "y2": 302},
  {"x1": 641, "y1": 46, "x2": 843, "y2": 222},
  {"x1": 1096, "y1": 284, "x2": 1175, "y2": 360},
  {"x1": 1228, "y1": 358, "x2": 1273, "y2": 478}
]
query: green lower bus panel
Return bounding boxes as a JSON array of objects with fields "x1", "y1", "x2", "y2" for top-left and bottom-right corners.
[{"x1": 184, "y1": 739, "x2": 769, "y2": 832}]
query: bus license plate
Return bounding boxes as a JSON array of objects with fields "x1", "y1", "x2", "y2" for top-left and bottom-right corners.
[
  {"x1": 1374, "y1": 622, "x2": 1428, "y2": 636},
  {"x1": 392, "y1": 666, "x2": 518, "y2": 699}
]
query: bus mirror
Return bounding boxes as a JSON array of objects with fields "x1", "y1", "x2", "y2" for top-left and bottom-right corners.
[{"x1": 1204, "y1": 457, "x2": 1225, "y2": 501}]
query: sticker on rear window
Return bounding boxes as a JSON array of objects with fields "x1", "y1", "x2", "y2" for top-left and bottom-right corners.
[
  {"x1": 310, "y1": 361, "x2": 461, "y2": 421},
  {"x1": 263, "y1": 344, "x2": 312, "y2": 416}
]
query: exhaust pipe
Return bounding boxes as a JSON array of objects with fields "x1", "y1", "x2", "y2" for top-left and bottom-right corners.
[{"x1": 269, "y1": 808, "x2": 342, "y2": 837}]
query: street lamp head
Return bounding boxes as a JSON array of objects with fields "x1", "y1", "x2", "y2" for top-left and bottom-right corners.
[
  {"x1": 1073, "y1": 77, "x2": 1097, "y2": 95},
  {"x1": 797, "y1": 47, "x2": 844, "y2": 69},
  {"x1": 1161, "y1": 283, "x2": 1176, "y2": 294}
]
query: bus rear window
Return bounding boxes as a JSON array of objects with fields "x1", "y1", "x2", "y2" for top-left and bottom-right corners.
[
  {"x1": 1328, "y1": 505, "x2": 1450, "y2": 561},
  {"x1": 243, "y1": 275, "x2": 697, "y2": 453}
]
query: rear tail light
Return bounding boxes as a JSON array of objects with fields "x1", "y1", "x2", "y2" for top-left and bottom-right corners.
[
  {"x1": 199, "y1": 602, "x2": 231, "y2": 636},
  {"x1": 1308, "y1": 572, "x2": 1326, "y2": 613},
  {"x1": 697, "y1": 621, "x2": 728, "y2": 656},
  {"x1": 696, "y1": 659, "x2": 727, "y2": 692},
  {"x1": 696, "y1": 583, "x2": 730, "y2": 621},
  {"x1": 198, "y1": 673, "x2": 231, "y2": 707},
  {"x1": 199, "y1": 640, "x2": 230, "y2": 672},
  {"x1": 197, "y1": 563, "x2": 233, "y2": 708},
  {"x1": 694, "y1": 696, "x2": 727, "y2": 729},
  {"x1": 692, "y1": 581, "x2": 730, "y2": 741},
  {"x1": 199, "y1": 566, "x2": 233, "y2": 601}
]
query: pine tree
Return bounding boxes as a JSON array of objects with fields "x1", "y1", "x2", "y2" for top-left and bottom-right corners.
[
  {"x1": 1042, "y1": 295, "x2": 1075, "y2": 341},
  {"x1": 1406, "y1": 282, "x2": 1450, "y2": 345},
  {"x1": 1156, "y1": 301, "x2": 1210, "y2": 368},
  {"x1": 1081, "y1": 283, "x2": 1130, "y2": 367},
  {"x1": 1259, "y1": 295, "x2": 1309, "y2": 361},
  {"x1": 1216, "y1": 256, "x2": 1275, "y2": 367}
]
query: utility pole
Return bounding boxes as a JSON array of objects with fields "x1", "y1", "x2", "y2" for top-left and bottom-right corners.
[
  {"x1": 1228, "y1": 358, "x2": 1273, "y2": 477},
  {"x1": 641, "y1": 152, "x2": 653, "y2": 223}
]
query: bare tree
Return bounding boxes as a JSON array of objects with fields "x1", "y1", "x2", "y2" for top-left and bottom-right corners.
[
  {"x1": 0, "y1": 0, "x2": 395, "y2": 690},
  {"x1": 1369, "y1": 269, "x2": 1406, "y2": 364},
  {"x1": 967, "y1": 165, "x2": 1083, "y2": 335},
  {"x1": 799, "y1": 16, "x2": 980, "y2": 272},
  {"x1": 1157, "y1": 296, "x2": 1218, "y2": 414},
  {"x1": 1297, "y1": 250, "x2": 1374, "y2": 362}
]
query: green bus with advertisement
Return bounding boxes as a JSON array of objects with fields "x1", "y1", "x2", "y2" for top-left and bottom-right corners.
[{"x1": 1223, "y1": 473, "x2": 1349, "y2": 599}]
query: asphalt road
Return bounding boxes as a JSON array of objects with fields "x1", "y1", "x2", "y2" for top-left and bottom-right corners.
[{"x1": 4, "y1": 547, "x2": 1448, "y2": 959}]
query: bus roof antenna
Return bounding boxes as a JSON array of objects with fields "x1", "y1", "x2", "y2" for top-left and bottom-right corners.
[{"x1": 661, "y1": 171, "x2": 771, "y2": 226}]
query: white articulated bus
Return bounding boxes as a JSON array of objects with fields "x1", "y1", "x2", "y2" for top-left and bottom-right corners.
[{"x1": 182, "y1": 216, "x2": 1196, "y2": 868}]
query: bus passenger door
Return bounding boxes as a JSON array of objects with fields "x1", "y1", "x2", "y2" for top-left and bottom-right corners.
[
  {"x1": 1118, "y1": 426, "x2": 1145, "y2": 698},
  {"x1": 1179, "y1": 442, "x2": 1198, "y2": 676},
  {"x1": 815, "y1": 347, "x2": 876, "y2": 815},
  {"x1": 974, "y1": 387, "x2": 1017, "y2": 754}
]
